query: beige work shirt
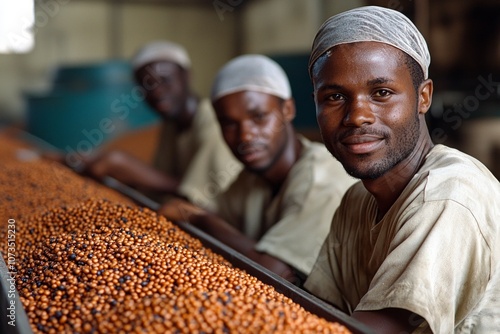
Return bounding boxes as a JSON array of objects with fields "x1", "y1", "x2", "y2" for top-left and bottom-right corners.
[
  {"x1": 304, "y1": 145, "x2": 500, "y2": 333},
  {"x1": 214, "y1": 136, "x2": 357, "y2": 275},
  {"x1": 153, "y1": 99, "x2": 241, "y2": 209}
]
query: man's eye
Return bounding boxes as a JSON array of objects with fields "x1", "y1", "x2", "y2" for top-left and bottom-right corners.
[
  {"x1": 219, "y1": 119, "x2": 236, "y2": 128},
  {"x1": 254, "y1": 113, "x2": 266, "y2": 120},
  {"x1": 374, "y1": 89, "x2": 391, "y2": 97},
  {"x1": 158, "y1": 76, "x2": 173, "y2": 85},
  {"x1": 328, "y1": 94, "x2": 344, "y2": 101},
  {"x1": 252, "y1": 112, "x2": 269, "y2": 122}
]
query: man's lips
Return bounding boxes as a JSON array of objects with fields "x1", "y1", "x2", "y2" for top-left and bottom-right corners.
[
  {"x1": 341, "y1": 135, "x2": 384, "y2": 154},
  {"x1": 237, "y1": 144, "x2": 266, "y2": 163}
]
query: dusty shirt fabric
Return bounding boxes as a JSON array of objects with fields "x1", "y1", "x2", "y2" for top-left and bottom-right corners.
[
  {"x1": 153, "y1": 99, "x2": 241, "y2": 209},
  {"x1": 304, "y1": 145, "x2": 500, "y2": 333},
  {"x1": 213, "y1": 136, "x2": 357, "y2": 276}
]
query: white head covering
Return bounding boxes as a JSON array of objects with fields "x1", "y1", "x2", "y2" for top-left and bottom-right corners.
[
  {"x1": 131, "y1": 41, "x2": 191, "y2": 71},
  {"x1": 211, "y1": 54, "x2": 292, "y2": 102},
  {"x1": 309, "y1": 6, "x2": 430, "y2": 79}
]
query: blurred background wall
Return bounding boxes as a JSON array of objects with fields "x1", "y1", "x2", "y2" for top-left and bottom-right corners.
[
  {"x1": 1, "y1": 0, "x2": 369, "y2": 123},
  {"x1": 1, "y1": 0, "x2": 499, "y2": 177}
]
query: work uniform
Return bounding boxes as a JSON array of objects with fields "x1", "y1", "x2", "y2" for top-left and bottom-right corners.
[
  {"x1": 304, "y1": 144, "x2": 500, "y2": 333},
  {"x1": 213, "y1": 136, "x2": 357, "y2": 276},
  {"x1": 153, "y1": 99, "x2": 241, "y2": 209}
]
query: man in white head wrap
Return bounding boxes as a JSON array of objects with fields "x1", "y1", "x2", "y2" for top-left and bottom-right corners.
[
  {"x1": 131, "y1": 40, "x2": 191, "y2": 71},
  {"x1": 304, "y1": 6, "x2": 500, "y2": 333},
  {"x1": 81, "y1": 41, "x2": 241, "y2": 209},
  {"x1": 307, "y1": 6, "x2": 430, "y2": 79},
  {"x1": 160, "y1": 54, "x2": 356, "y2": 284},
  {"x1": 210, "y1": 54, "x2": 292, "y2": 101}
]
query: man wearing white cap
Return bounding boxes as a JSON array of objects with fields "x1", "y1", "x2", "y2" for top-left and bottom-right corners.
[
  {"x1": 303, "y1": 6, "x2": 500, "y2": 333},
  {"x1": 83, "y1": 41, "x2": 241, "y2": 208},
  {"x1": 160, "y1": 54, "x2": 356, "y2": 284}
]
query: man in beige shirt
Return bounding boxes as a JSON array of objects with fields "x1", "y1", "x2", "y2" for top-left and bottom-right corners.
[
  {"x1": 304, "y1": 6, "x2": 500, "y2": 333},
  {"x1": 82, "y1": 41, "x2": 241, "y2": 208},
  {"x1": 160, "y1": 55, "x2": 356, "y2": 284}
]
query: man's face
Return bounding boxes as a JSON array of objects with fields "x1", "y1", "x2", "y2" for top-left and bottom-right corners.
[
  {"x1": 214, "y1": 91, "x2": 290, "y2": 173},
  {"x1": 134, "y1": 61, "x2": 189, "y2": 120},
  {"x1": 313, "y1": 42, "x2": 423, "y2": 180}
]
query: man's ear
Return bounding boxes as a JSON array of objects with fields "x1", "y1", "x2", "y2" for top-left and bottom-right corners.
[
  {"x1": 282, "y1": 98, "x2": 296, "y2": 122},
  {"x1": 418, "y1": 79, "x2": 433, "y2": 115}
]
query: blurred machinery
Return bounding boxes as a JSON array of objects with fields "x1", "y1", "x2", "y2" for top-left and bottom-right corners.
[{"x1": 24, "y1": 60, "x2": 159, "y2": 153}]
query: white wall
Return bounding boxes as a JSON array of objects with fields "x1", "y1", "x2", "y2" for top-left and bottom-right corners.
[
  {"x1": 0, "y1": 1, "x2": 237, "y2": 123},
  {"x1": 242, "y1": 0, "x2": 366, "y2": 55},
  {"x1": 0, "y1": 0, "x2": 369, "y2": 124},
  {"x1": 242, "y1": 0, "x2": 319, "y2": 54},
  {"x1": 120, "y1": 4, "x2": 238, "y2": 99}
]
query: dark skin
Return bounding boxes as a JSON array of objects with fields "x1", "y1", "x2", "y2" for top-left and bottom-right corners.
[
  {"x1": 313, "y1": 42, "x2": 432, "y2": 332},
  {"x1": 79, "y1": 61, "x2": 198, "y2": 196},
  {"x1": 79, "y1": 149, "x2": 180, "y2": 195},
  {"x1": 160, "y1": 91, "x2": 303, "y2": 283}
]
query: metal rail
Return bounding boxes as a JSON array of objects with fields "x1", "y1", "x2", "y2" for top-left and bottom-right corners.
[
  {"x1": 0, "y1": 129, "x2": 375, "y2": 334},
  {"x1": 0, "y1": 255, "x2": 34, "y2": 334},
  {"x1": 98, "y1": 162, "x2": 374, "y2": 334},
  {"x1": 176, "y1": 222, "x2": 374, "y2": 334}
]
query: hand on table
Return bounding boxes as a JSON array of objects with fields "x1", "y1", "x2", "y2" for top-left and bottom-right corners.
[{"x1": 159, "y1": 198, "x2": 207, "y2": 223}]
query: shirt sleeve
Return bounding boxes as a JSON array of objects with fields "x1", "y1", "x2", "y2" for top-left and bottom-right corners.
[
  {"x1": 302, "y1": 187, "x2": 360, "y2": 313},
  {"x1": 302, "y1": 219, "x2": 350, "y2": 311},
  {"x1": 356, "y1": 200, "x2": 491, "y2": 334},
  {"x1": 254, "y1": 154, "x2": 351, "y2": 276},
  {"x1": 177, "y1": 100, "x2": 242, "y2": 210}
]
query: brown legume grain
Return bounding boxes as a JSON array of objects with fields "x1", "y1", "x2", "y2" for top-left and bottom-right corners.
[{"x1": 0, "y1": 133, "x2": 351, "y2": 334}]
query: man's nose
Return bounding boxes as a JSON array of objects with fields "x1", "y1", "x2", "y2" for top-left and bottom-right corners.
[
  {"x1": 239, "y1": 119, "x2": 257, "y2": 142},
  {"x1": 343, "y1": 97, "x2": 376, "y2": 127}
]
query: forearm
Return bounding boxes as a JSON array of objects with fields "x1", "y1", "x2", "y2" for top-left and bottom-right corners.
[
  {"x1": 352, "y1": 308, "x2": 424, "y2": 334},
  {"x1": 190, "y1": 214, "x2": 298, "y2": 283},
  {"x1": 83, "y1": 150, "x2": 180, "y2": 194},
  {"x1": 105, "y1": 162, "x2": 180, "y2": 194},
  {"x1": 191, "y1": 214, "x2": 255, "y2": 252}
]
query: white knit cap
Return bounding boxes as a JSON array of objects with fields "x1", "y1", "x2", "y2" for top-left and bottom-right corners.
[
  {"x1": 211, "y1": 54, "x2": 292, "y2": 102},
  {"x1": 131, "y1": 41, "x2": 191, "y2": 70},
  {"x1": 309, "y1": 6, "x2": 430, "y2": 79}
]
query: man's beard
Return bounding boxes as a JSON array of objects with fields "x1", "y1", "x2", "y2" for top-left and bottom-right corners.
[{"x1": 337, "y1": 111, "x2": 421, "y2": 180}]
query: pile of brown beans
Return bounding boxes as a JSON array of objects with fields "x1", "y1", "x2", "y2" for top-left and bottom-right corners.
[
  {"x1": 0, "y1": 134, "x2": 351, "y2": 333},
  {"x1": 0, "y1": 132, "x2": 133, "y2": 226}
]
